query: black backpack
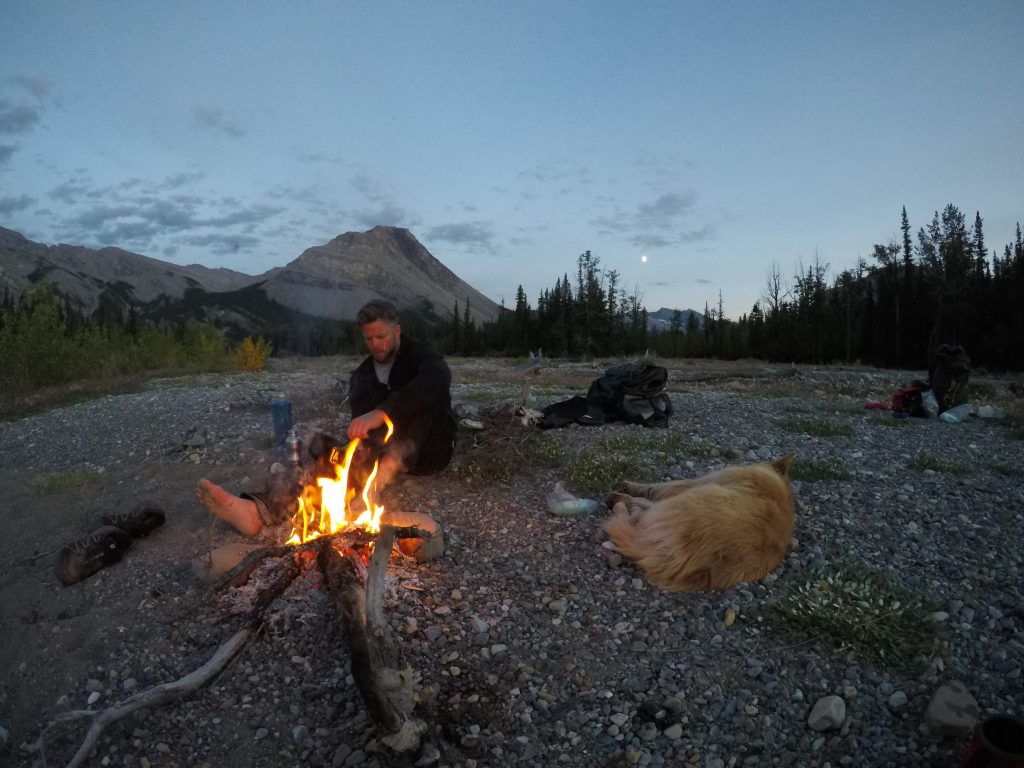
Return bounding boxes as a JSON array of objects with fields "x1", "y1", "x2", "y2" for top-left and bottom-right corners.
[{"x1": 541, "y1": 361, "x2": 672, "y2": 428}]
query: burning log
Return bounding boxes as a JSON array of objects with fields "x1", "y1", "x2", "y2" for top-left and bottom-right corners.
[{"x1": 318, "y1": 524, "x2": 427, "y2": 753}]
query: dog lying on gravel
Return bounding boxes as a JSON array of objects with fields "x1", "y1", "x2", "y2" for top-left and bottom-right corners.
[{"x1": 604, "y1": 454, "x2": 795, "y2": 592}]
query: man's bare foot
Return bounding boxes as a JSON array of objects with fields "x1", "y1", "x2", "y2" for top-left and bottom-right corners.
[{"x1": 196, "y1": 479, "x2": 263, "y2": 537}]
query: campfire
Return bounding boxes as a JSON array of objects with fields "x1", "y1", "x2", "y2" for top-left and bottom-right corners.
[
  {"x1": 287, "y1": 414, "x2": 395, "y2": 545},
  {"x1": 36, "y1": 415, "x2": 438, "y2": 765}
]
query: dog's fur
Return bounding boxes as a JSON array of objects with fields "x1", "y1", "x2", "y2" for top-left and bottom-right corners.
[{"x1": 604, "y1": 454, "x2": 796, "y2": 592}]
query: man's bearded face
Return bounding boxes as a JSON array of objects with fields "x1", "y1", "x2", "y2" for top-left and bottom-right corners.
[{"x1": 361, "y1": 319, "x2": 401, "y2": 363}]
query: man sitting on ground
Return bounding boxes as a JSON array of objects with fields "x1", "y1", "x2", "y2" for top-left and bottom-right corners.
[{"x1": 197, "y1": 299, "x2": 457, "y2": 537}]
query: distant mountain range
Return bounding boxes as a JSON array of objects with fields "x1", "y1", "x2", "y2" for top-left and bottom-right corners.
[
  {"x1": 0, "y1": 225, "x2": 500, "y2": 343},
  {"x1": 646, "y1": 306, "x2": 703, "y2": 333}
]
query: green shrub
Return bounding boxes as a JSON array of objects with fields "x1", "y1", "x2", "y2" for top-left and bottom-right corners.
[
  {"x1": 908, "y1": 453, "x2": 970, "y2": 475},
  {"x1": 769, "y1": 564, "x2": 944, "y2": 669},
  {"x1": 778, "y1": 417, "x2": 854, "y2": 437},
  {"x1": 790, "y1": 458, "x2": 851, "y2": 482}
]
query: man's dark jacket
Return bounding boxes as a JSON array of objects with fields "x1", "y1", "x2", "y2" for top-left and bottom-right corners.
[{"x1": 349, "y1": 338, "x2": 456, "y2": 474}]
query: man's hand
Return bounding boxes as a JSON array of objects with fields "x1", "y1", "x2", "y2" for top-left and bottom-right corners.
[{"x1": 347, "y1": 409, "x2": 388, "y2": 440}]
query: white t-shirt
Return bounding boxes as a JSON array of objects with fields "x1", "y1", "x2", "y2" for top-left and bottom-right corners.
[{"x1": 373, "y1": 360, "x2": 393, "y2": 385}]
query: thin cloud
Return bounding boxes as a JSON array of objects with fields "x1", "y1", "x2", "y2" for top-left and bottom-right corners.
[
  {"x1": 425, "y1": 221, "x2": 497, "y2": 253},
  {"x1": 192, "y1": 105, "x2": 245, "y2": 138},
  {"x1": 0, "y1": 100, "x2": 40, "y2": 135},
  {"x1": 349, "y1": 172, "x2": 392, "y2": 202},
  {"x1": 11, "y1": 74, "x2": 52, "y2": 100},
  {"x1": 0, "y1": 194, "x2": 35, "y2": 215},
  {"x1": 163, "y1": 171, "x2": 205, "y2": 189},
  {"x1": 637, "y1": 192, "x2": 697, "y2": 224},
  {"x1": 49, "y1": 178, "x2": 96, "y2": 204},
  {"x1": 71, "y1": 204, "x2": 143, "y2": 229},
  {"x1": 347, "y1": 172, "x2": 418, "y2": 229},
  {"x1": 0, "y1": 144, "x2": 17, "y2": 165},
  {"x1": 592, "y1": 190, "x2": 715, "y2": 250},
  {"x1": 182, "y1": 233, "x2": 261, "y2": 255},
  {"x1": 48, "y1": 171, "x2": 284, "y2": 256},
  {"x1": 199, "y1": 204, "x2": 283, "y2": 228},
  {"x1": 353, "y1": 202, "x2": 414, "y2": 229}
]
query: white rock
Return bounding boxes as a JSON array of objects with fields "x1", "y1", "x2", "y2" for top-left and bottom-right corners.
[{"x1": 807, "y1": 695, "x2": 846, "y2": 731}]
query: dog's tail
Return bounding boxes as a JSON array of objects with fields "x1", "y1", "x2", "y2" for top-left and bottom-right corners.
[
  {"x1": 602, "y1": 508, "x2": 648, "y2": 562},
  {"x1": 771, "y1": 452, "x2": 796, "y2": 477}
]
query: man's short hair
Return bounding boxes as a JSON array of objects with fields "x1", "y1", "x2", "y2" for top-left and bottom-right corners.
[{"x1": 356, "y1": 299, "x2": 400, "y2": 326}]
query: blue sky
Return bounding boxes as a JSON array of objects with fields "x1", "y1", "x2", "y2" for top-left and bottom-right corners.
[{"x1": 2, "y1": 1, "x2": 1022, "y2": 319}]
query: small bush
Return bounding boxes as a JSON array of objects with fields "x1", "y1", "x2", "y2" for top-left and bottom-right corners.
[
  {"x1": 529, "y1": 434, "x2": 564, "y2": 467},
  {"x1": 908, "y1": 453, "x2": 970, "y2": 475},
  {"x1": 769, "y1": 564, "x2": 944, "y2": 669},
  {"x1": 568, "y1": 450, "x2": 654, "y2": 497},
  {"x1": 234, "y1": 336, "x2": 273, "y2": 373},
  {"x1": 988, "y1": 461, "x2": 1024, "y2": 478}
]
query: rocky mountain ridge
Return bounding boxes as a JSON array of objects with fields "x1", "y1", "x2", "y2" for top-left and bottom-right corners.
[{"x1": 0, "y1": 225, "x2": 499, "y2": 338}]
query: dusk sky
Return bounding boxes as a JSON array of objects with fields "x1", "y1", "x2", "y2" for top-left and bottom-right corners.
[{"x1": 2, "y1": 1, "x2": 1022, "y2": 319}]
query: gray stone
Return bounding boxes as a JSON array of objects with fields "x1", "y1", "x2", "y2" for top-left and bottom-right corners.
[
  {"x1": 887, "y1": 691, "x2": 908, "y2": 709},
  {"x1": 191, "y1": 542, "x2": 258, "y2": 584},
  {"x1": 382, "y1": 510, "x2": 444, "y2": 562},
  {"x1": 332, "y1": 744, "x2": 352, "y2": 767},
  {"x1": 925, "y1": 680, "x2": 979, "y2": 737},
  {"x1": 807, "y1": 695, "x2": 846, "y2": 731}
]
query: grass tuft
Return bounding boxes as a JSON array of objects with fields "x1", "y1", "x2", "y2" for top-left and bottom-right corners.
[
  {"x1": 30, "y1": 469, "x2": 104, "y2": 495},
  {"x1": 769, "y1": 564, "x2": 945, "y2": 670},
  {"x1": 778, "y1": 417, "x2": 854, "y2": 437},
  {"x1": 790, "y1": 458, "x2": 851, "y2": 482},
  {"x1": 908, "y1": 453, "x2": 971, "y2": 475}
]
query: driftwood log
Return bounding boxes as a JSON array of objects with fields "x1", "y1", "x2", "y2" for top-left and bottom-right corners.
[{"x1": 317, "y1": 524, "x2": 430, "y2": 752}]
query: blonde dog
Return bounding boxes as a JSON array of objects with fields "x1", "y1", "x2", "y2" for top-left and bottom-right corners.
[{"x1": 604, "y1": 454, "x2": 796, "y2": 592}]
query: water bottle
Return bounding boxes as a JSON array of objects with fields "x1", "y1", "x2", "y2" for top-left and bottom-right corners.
[
  {"x1": 939, "y1": 404, "x2": 973, "y2": 424},
  {"x1": 921, "y1": 389, "x2": 939, "y2": 418},
  {"x1": 547, "y1": 482, "x2": 600, "y2": 517}
]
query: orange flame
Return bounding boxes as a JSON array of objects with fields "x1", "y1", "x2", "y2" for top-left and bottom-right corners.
[{"x1": 285, "y1": 413, "x2": 394, "y2": 545}]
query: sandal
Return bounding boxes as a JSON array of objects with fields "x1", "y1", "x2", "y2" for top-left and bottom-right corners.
[
  {"x1": 56, "y1": 525, "x2": 134, "y2": 586},
  {"x1": 102, "y1": 502, "x2": 166, "y2": 538}
]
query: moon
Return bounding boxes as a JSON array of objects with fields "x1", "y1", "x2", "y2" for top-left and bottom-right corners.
[{"x1": 641, "y1": 254, "x2": 648, "y2": 263}]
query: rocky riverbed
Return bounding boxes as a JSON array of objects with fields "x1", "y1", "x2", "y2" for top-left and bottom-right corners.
[{"x1": 0, "y1": 357, "x2": 1021, "y2": 768}]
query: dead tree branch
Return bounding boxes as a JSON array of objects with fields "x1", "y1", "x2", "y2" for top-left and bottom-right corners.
[
  {"x1": 38, "y1": 552, "x2": 304, "y2": 766},
  {"x1": 41, "y1": 627, "x2": 252, "y2": 768}
]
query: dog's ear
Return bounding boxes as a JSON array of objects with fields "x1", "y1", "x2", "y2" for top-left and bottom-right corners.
[{"x1": 771, "y1": 453, "x2": 796, "y2": 477}]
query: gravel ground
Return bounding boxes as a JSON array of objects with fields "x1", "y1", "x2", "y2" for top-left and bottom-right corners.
[{"x1": 1, "y1": 357, "x2": 1022, "y2": 768}]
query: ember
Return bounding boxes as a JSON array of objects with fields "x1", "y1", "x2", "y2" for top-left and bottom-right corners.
[{"x1": 286, "y1": 414, "x2": 395, "y2": 545}]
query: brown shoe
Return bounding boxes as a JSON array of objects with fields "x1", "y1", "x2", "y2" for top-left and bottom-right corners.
[
  {"x1": 102, "y1": 502, "x2": 166, "y2": 538},
  {"x1": 56, "y1": 526, "x2": 134, "y2": 586}
]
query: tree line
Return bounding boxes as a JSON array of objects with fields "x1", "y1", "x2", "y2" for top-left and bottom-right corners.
[
  {"x1": 3, "y1": 202, "x2": 1021, "y2": 397},
  {"x1": 0, "y1": 283, "x2": 270, "y2": 400},
  {"x1": 437, "y1": 204, "x2": 1023, "y2": 372}
]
